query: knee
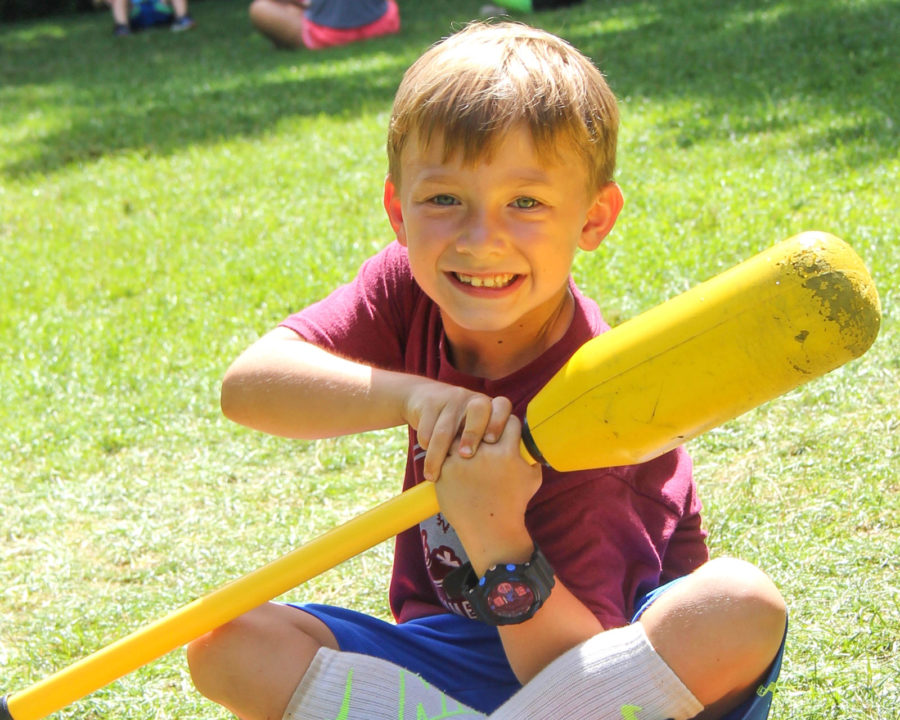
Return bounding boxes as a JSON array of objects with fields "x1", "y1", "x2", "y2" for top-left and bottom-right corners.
[
  {"x1": 247, "y1": 0, "x2": 274, "y2": 31},
  {"x1": 186, "y1": 603, "x2": 337, "y2": 691},
  {"x1": 698, "y1": 557, "x2": 787, "y2": 642},
  {"x1": 694, "y1": 558, "x2": 787, "y2": 709},
  {"x1": 642, "y1": 558, "x2": 786, "y2": 707},
  {"x1": 247, "y1": 0, "x2": 265, "y2": 23},
  {"x1": 247, "y1": 0, "x2": 305, "y2": 47},
  {"x1": 186, "y1": 613, "x2": 259, "y2": 698},
  {"x1": 691, "y1": 558, "x2": 786, "y2": 664}
]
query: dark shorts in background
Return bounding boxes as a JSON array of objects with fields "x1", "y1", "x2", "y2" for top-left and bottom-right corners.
[{"x1": 129, "y1": 0, "x2": 173, "y2": 30}]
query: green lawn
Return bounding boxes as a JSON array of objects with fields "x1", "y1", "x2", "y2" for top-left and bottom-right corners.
[{"x1": 1, "y1": 0, "x2": 897, "y2": 718}]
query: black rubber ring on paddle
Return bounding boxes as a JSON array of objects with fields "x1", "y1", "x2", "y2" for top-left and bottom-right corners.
[
  {"x1": 520, "y1": 417, "x2": 552, "y2": 468},
  {"x1": 1, "y1": 694, "x2": 14, "y2": 720}
]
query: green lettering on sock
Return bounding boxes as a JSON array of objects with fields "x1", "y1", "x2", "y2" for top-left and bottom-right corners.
[
  {"x1": 332, "y1": 669, "x2": 354, "y2": 720},
  {"x1": 406, "y1": 673, "x2": 478, "y2": 720},
  {"x1": 621, "y1": 705, "x2": 642, "y2": 720},
  {"x1": 417, "y1": 703, "x2": 479, "y2": 720}
]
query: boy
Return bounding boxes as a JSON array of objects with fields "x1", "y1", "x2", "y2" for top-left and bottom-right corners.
[{"x1": 187, "y1": 21, "x2": 787, "y2": 720}]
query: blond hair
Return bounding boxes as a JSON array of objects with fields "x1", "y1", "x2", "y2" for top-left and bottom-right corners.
[{"x1": 387, "y1": 21, "x2": 619, "y2": 190}]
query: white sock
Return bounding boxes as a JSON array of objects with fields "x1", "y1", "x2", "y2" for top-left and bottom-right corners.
[
  {"x1": 490, "y1": 623, "x2": 703, "y2": 720},
  {"x1": 283, "y1": 647, "x2": 486, "y2": 720}
]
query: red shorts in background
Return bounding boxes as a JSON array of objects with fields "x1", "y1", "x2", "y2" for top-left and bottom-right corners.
[{"x1": 301, "y1": 0, "x2": 400, "y2": 50}]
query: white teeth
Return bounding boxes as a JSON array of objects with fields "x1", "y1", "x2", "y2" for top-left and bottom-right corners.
[{"x1": 455, "y1": 273, "x2": 516, "y2": 288}]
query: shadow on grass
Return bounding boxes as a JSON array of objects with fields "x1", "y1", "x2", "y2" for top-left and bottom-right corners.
[
  {"x1": 563, "y1": 0, "x2": 898, "y2": 164},
  {"x1": 0, "y1": 0, "x2": 417, "y2": 178},
  {"x1": 0, "y1": 0, "x2": 897, "y2": 179}
]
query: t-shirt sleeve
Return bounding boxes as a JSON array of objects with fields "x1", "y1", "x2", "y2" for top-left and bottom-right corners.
[{"x1": 279, "y1": 242, "x2": 414, "y2": 371}]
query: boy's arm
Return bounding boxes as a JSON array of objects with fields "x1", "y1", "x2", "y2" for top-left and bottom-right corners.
[
  {"x1": 221, "y1": 326, "x2": 401, "y2": 438},
  {"x1": 498, "y1": 578, "x2": 606, "y2": 683},
  {"x1": 221, "y1": 327, "x2": 511, "y2": 478},
  {"x1": 436, "y1": 417, "x2": 606, "y2": 683}
]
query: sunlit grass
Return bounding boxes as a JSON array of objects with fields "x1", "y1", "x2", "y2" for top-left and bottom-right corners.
[{"x1": 1, "y1": 0, "x2": 897, "y2": 717}]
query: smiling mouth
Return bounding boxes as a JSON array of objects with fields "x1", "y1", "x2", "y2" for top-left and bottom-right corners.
[{"x1": 453, "y1": 272, "x2": 519, "y2": 289}]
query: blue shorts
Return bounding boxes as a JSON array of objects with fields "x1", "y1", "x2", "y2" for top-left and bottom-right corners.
[
  {"x1": 129, "y1": 0, "x2": 173, "y2": 29},
  {"x1": 290, "y1": 578, "x2": 786, "y2": 717},
  {"x1": 292, "y1": 603, "x2": 516, "y2": 711}
]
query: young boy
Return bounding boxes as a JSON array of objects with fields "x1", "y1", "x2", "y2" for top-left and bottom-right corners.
[{"x1": 187, "y1": 21, "x2": 787, "y2": 720}]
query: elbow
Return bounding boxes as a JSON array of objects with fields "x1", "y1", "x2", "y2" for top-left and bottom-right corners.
[{"x1": 219, "y1": 364, "x2": 255, "y2": 426}]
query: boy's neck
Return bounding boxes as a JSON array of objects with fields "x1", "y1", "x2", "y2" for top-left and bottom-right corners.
[{"x1": 442, "y1": 289, "x2": 575, "y2": 379}]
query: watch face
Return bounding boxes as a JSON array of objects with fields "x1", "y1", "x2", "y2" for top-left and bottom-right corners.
[{"x1": 487, "y1": 580, "x2": 536, "y2": 619}]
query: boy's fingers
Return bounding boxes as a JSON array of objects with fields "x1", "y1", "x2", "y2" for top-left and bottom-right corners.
[
  {"x1": 457, "y1": 395, "x2": 493, "y2": 458},
  {"x1": 422, "y1": 446, "x2": 445, "y2": 482},
  {"x1": 414, "y1": 407, "x2": 437, "y2": 450},
  {"x1": 483, "y1": 396, "x2": 513, "y2": 443},
  {"x1": 422, "y1": 432, "x2": 450, "y2": 482},
  {"x1": 422, "y1": 404, "x2": 464, "y2": 480}
]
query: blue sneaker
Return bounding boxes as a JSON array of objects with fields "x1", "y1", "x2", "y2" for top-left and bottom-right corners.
[{"x1": 171, "y1": 15, "x2": 196, "y2": 32}]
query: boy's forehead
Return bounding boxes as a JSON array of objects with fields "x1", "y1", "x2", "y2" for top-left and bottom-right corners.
[
  {"x1": 396, "y1": 124, "x2": 595, "y2": 195},
  {"x1": 400, "y1": 124, "x2": 572, "y2": 173}
]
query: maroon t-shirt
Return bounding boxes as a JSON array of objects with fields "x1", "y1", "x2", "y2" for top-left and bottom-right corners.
[{"x1": 281, "y1": 241, "x2": 708, "y2": 629}]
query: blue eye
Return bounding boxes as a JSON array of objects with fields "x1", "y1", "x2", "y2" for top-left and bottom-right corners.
[
  {"x1": 431, "y1": 194, "x2": 458, "y2": 206},
  {"x1": 512, "y1": 197, "x2": 539, "y2": 209}
]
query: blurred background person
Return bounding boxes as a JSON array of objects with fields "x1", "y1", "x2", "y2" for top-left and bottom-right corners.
[
  {"x1": 109, "y1": 0, "x2": 195, "y2": 35},
  {"x1": 249, "y1": 0, "x2": 399, "y2": 50}
]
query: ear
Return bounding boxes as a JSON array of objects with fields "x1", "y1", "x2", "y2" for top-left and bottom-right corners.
[
  {"x1": 383, "y1": 175, "x2": 408, "y2": 246},
  {"x1": 579, "y1": 182, "x2": 624, "y2": 251}
]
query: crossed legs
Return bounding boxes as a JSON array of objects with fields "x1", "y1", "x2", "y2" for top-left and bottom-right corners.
[{"x1": 187, "y1": 557, "x2": 786, "y2": 720}]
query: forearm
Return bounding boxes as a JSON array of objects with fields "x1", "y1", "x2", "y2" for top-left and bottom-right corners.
[
  {"x1": 220, "y1": 327, "x2": 420, "y2": 438},
  {"x1": 435, "y1": 424, "x2": 605, "y2": 683},
  {"x1": 463, "y1": 525, "x2": 605, "y2": 683},
  {"x1": 499, "y1": 579, "x2": 605, "y2": 683}
]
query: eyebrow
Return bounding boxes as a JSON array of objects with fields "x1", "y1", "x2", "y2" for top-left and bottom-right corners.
[{"x1": 409, "y1": 165, "x2": 557, "y2": 187}]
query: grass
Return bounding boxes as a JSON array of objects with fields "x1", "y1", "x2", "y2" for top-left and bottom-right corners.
[{"x1": 0, "y1": 0, "x2": 897, "y2": 717}]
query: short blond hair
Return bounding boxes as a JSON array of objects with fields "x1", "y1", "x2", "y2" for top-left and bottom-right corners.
[{"x1": 387, "y1": 21, "x2": 619, "y2": 190}]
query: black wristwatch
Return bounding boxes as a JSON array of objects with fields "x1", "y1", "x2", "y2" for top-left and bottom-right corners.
[{"x1": 446, "y1": 545, "x2": 555, "y2": 626}]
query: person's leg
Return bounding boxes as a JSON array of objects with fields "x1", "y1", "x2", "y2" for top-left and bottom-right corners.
[
  {"x1": 490, "y1": 622, "x2": 703, "y2": 720},
  {"x1": 168, "y1": 0, "x2": 196, "y2": 30},
  {"x1": 285, "y1": 648, "x2": 485, "y2": 720},
  {"x1": 490, "y1": 557, "x2": 786, "y2": 720},
  {"x1": 190, "y1": 603, "x2": 518, "y2": 719},
  {"x1": 186, "y1": 602, "x2": 338, "y2": 720},
  {"x1": 639, "y1": 557, "x2": 787, "y2": 719},
  {"x1": 248, "y1": 0, "x2": 307, "y2": 49},
  {"x1": 110, "y1": 0, "x2": 130, "y2": 25},
  {"x1": 296, "y1": 605, "x2": 520, "y2": 712}
]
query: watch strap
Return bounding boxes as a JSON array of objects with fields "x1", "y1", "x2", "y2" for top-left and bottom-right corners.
[{"x1": 447, "y1": 545, "x2": 555, "y2": 626}]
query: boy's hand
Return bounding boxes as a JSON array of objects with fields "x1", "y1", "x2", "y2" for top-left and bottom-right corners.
[
  {"x1": 405, "y1": 383, "x2": 513, "y2": 482},
  {"x1": 435, "y1": 414, "x2": 542, "y2": 575}
]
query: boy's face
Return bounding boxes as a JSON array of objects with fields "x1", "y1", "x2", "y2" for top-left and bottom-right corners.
[{"x1": 384, "y1": 124, "x2": 621, "y2": 355}]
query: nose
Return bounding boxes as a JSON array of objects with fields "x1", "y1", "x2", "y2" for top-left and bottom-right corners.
[{"x1": 456, "y1": 206, "x2": 506, "y2": 257}]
